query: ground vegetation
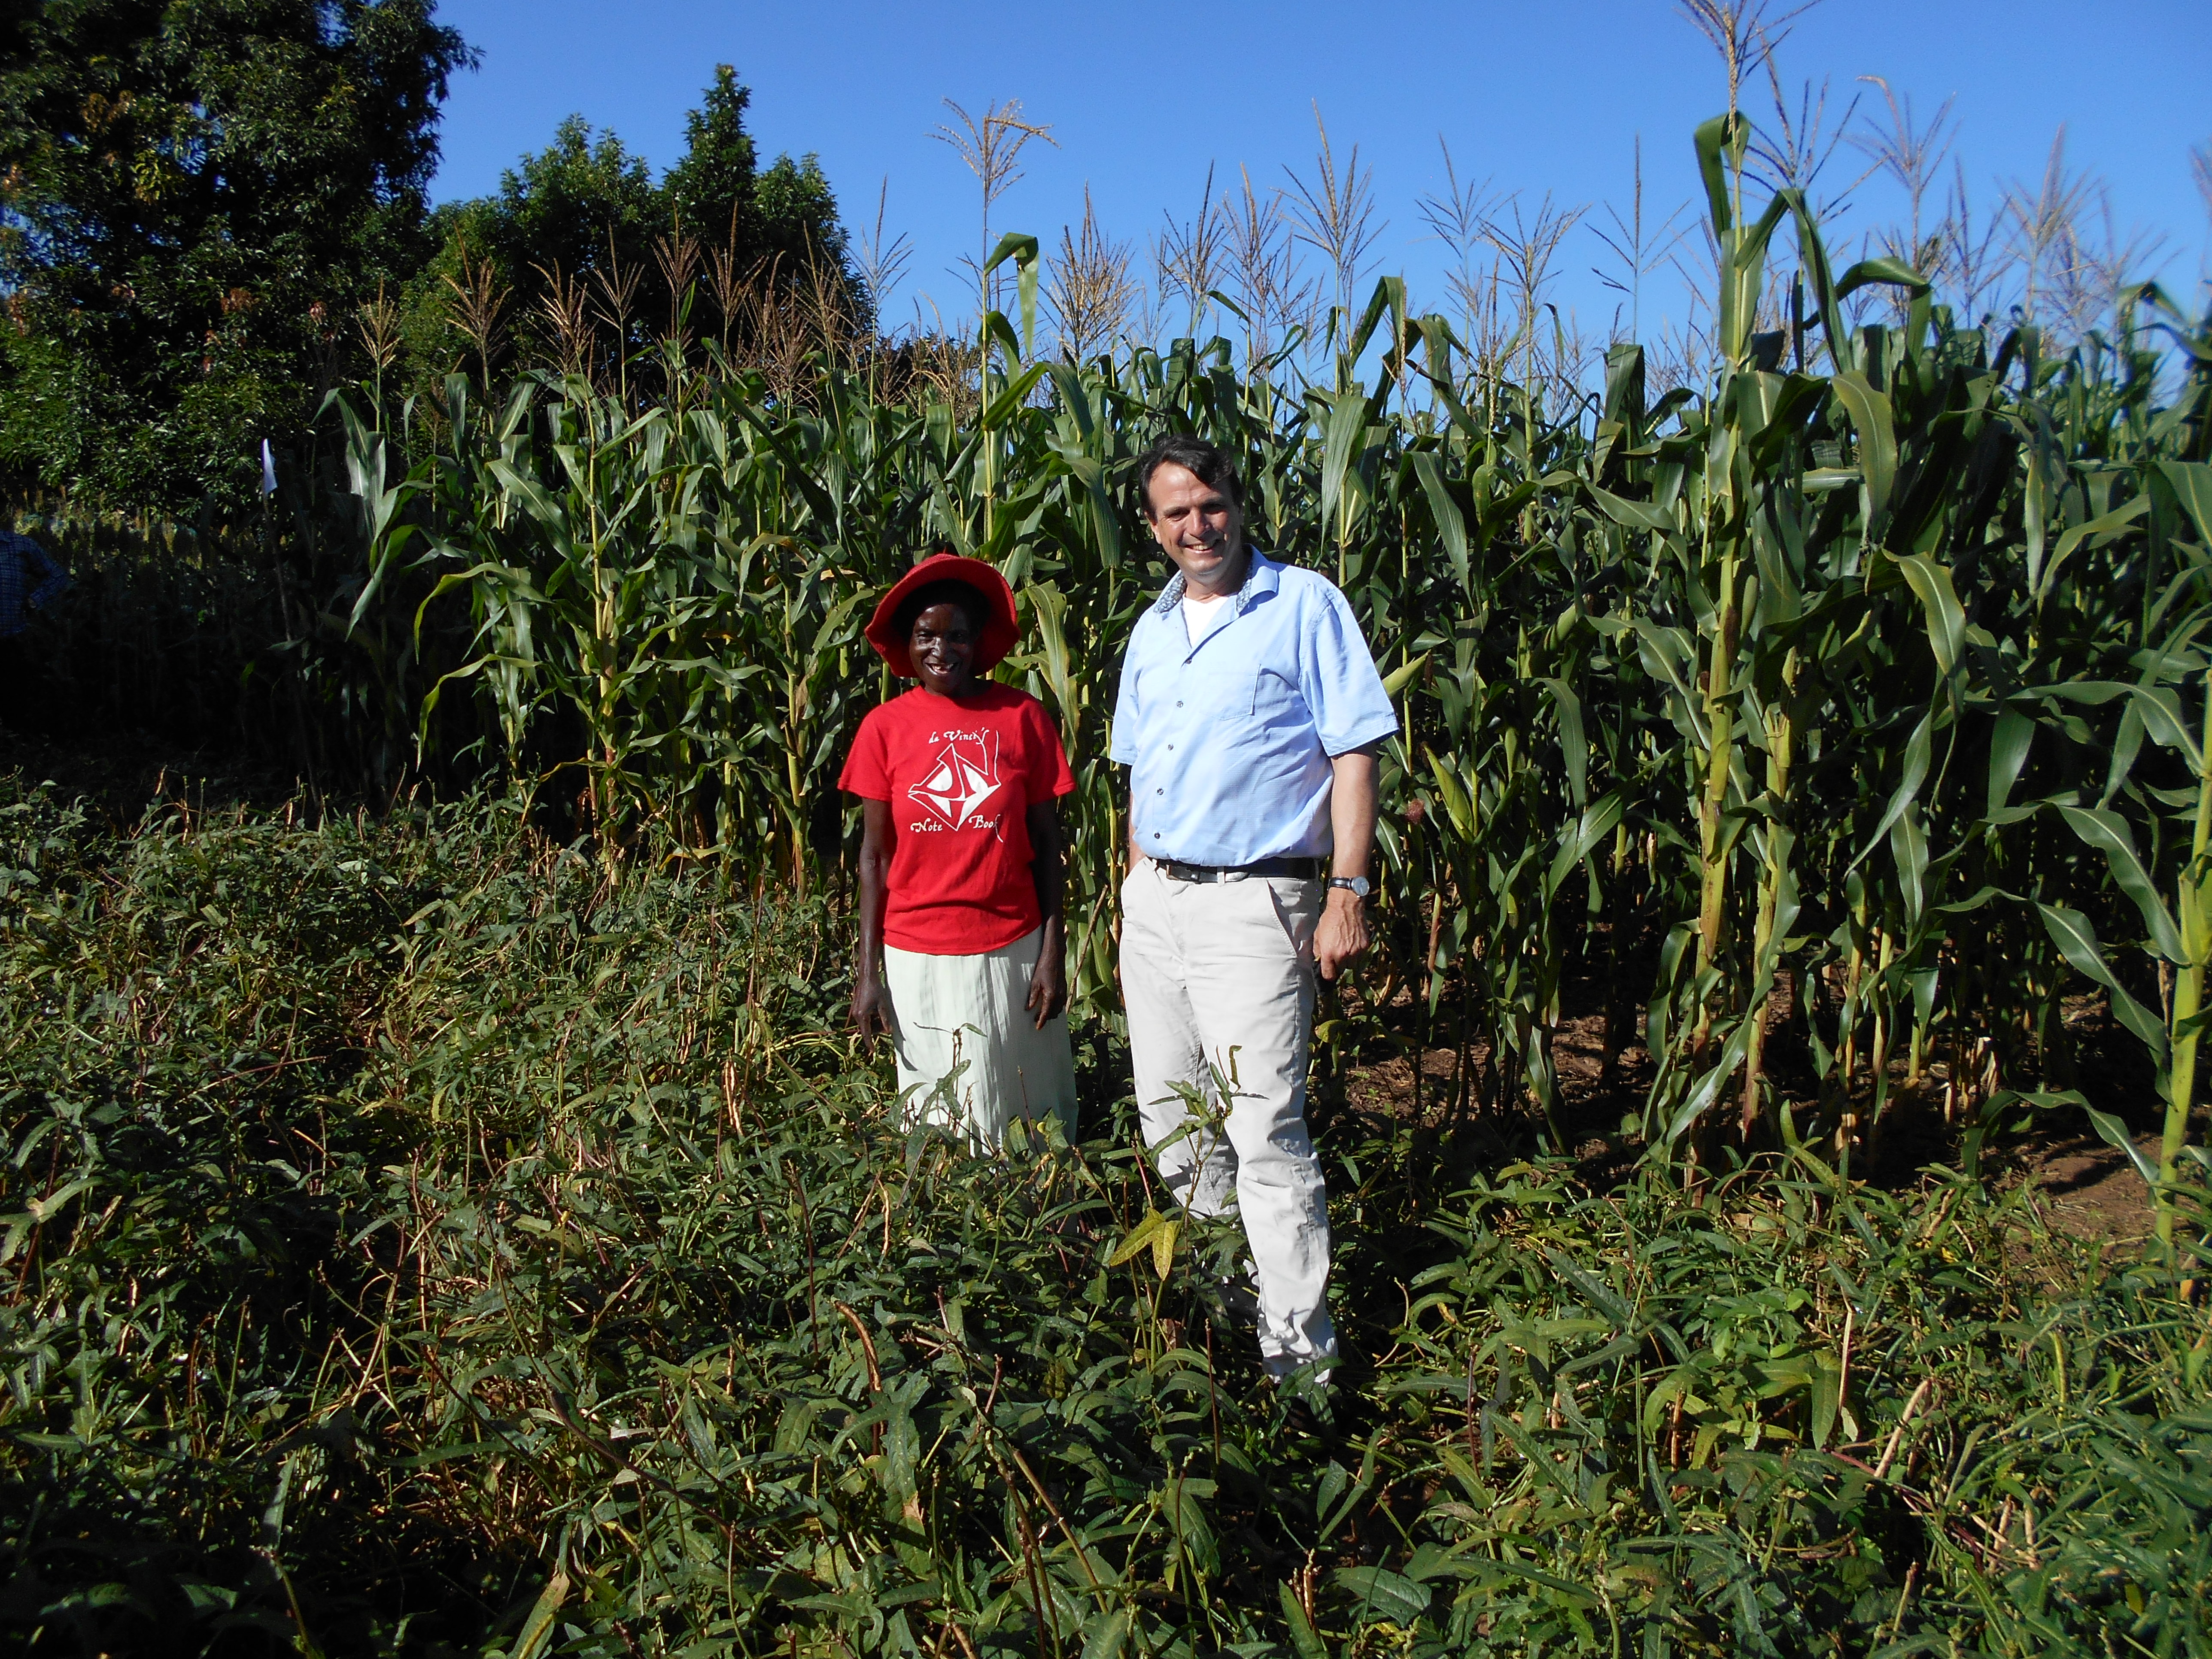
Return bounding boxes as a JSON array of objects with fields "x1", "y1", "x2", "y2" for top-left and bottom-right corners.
[{"x1": 1, "y1": 776, "x2": 2204, "y2": 1655}]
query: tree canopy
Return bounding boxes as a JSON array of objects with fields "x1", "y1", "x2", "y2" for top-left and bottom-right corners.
[
  {"x1": 666, "y1": 64, "x2": 851, "y2": 285},
  {"x1": 0, "y1": 30, "x2": 859, "y2": 510},
  {"x1": 401, "y1": 64, "x2": 863, "y2": 394},
  {"x1": 664, "y1": 64, "x2": 759, "y2": 249},
  {"x1": 0, "y1": 0, "x2": 473, "y2": 507}
]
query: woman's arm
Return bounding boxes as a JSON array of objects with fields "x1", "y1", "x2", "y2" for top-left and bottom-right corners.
[
  {"x1": 1025, "y1": 799, "x2": 1068, "y2": 1029},
  {"x1": 852, "y1": 798, "x2": 894, "y2": 1048}
]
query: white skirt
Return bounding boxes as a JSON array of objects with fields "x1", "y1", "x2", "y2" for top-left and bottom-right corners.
[{"x1": 882, "y1": 926, "x2": 1078, "y2": 1147}]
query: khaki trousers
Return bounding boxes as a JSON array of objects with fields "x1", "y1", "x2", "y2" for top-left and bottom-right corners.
[{"x1": 1119, "y1": 861, "x2": 1335, "y2": 1379}]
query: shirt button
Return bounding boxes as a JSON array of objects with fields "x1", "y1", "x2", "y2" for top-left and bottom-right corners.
[
  {"x1": 1155, "y1": 788, "x2": 1163, "y2": 795},
  {"x1": 1153, "y1": 832, "x2": 1161, "y2": 839},
  {"x1": 1176, "y1": 700, "x2": 1183, "y2": 707}
]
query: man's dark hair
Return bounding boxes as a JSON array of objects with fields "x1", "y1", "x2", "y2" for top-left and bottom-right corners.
[
  {"x1": 893, "y1": 578, "x2": 989, "y2": 641},
  {"x1": 1134, "y1": 434, "x2": 1244, "y2": 518}
]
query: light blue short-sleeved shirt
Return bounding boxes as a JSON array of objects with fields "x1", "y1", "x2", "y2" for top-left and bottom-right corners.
[{"x1": 1110, "y1": 549, "x2": 1398, "y2": 866}]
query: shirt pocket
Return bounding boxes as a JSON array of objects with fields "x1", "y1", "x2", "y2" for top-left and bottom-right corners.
[
  {"x1": 1252, "y1": 665, "x2": 1308, "y2": 725},
  {"x1": 1167, "y1": 656, "x2": 1303, "y2": 726},
  {"x1": 1166, "y1": 657, "x2": 1262, "y2": 725}
]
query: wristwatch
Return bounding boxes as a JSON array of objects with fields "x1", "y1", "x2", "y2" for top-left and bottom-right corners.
[{"x1": 1327, "y1": 875, "x2": 1370, "y2": 898}]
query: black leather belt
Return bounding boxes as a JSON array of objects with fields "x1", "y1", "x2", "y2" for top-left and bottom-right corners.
[{"x1": 1155, "y1": 856, "x2": 1324, "y2": 884}]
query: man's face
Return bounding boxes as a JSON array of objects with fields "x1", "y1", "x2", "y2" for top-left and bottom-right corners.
[{"x1": 1144, "y1": 463, "x2": 1245, "y2": 595}]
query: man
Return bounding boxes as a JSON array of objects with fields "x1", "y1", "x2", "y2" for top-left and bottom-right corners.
[
  {"x1": 1110, "y1": 433, "x2": 1396, "y2": 1406},
  {"x1": 0, "y1": 527, "x2": 68, "y2": 638}
]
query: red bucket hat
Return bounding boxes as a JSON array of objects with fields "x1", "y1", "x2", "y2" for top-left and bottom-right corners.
[{"x1": 863, "y1": 552, "x2": 1020, "y2": 679}]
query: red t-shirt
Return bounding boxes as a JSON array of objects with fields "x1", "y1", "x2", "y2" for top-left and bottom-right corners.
[{"x1": 839, "y1": 684, "x2": 1076, "y2": 955}]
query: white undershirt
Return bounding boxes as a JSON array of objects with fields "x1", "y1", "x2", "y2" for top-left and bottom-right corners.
[{"x1": 1181, "y1": 589, "x2": 1231, "y2": 644}]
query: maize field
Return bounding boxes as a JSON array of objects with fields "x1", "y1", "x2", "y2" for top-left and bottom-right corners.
[{"x1": 305, "y1": 118, "x2": 2212, "y2": 1218}]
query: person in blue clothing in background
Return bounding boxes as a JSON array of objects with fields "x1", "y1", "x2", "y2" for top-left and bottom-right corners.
[
  {"x1": 1111, "y1": 433, "x2": 1398, "y2": 1425},
  {"x1": 0, "y1": 526, "x2": 69, "y2": 734},
  {"x1": 0, "y1": 525, "x2": 68, "y2": 638}
]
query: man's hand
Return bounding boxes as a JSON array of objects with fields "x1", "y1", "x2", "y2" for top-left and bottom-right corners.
[
  {"x1": 1313, "y1": 887, "x2": 1370, "y2": 982},
  {"x1": 1316, "y1": 744, "x2": 1378, "y2": 982},
  {"x1": 851, "y1": 972, "x2": 893, "y2": 1051}
]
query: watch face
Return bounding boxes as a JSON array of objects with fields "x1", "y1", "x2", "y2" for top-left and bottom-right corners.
[{"x1": 1332, "y1": 876, "x2": 1370, "y2": 896}]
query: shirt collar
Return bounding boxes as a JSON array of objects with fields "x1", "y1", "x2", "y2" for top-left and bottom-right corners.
[{"x1": 1152, "y1": 547, "x2": 1279, "y2": 617}]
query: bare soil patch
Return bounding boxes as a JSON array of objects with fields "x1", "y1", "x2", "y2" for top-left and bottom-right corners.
[{"x1": 1339, "y1": 992, "x2": 2163, "y2": 1247}]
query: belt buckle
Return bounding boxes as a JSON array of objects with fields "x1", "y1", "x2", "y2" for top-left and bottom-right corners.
[{"x1": 1165, "y1": 860, "x2": 1228, "y2": 884}]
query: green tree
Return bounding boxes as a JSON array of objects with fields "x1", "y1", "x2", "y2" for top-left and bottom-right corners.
[
  {"x1": 754, "y1": 153, "x2": 856, "y2": 300},
  {"x1": 663, "y1": 63, "x2": 757, "y2": 249},
  {"x1": 666, "y1": 63, "x2": 853, "y2": 290},
  {"x1": 0, "y1": 0, "x2": 472, "y2": 508},
  {"x1": 487, "y1": 114, "x2": 661, "y2": 282},
  {"x1": 400, "y1": 115, "x2": 661, "y2": 387},
  {"x1": 408, "y1": 63, "x2": 866, "y2": 395}
]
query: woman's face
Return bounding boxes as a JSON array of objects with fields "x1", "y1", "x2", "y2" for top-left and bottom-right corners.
[{"x1": 911, "y1": 601, "x2": 980, "y2": 696}]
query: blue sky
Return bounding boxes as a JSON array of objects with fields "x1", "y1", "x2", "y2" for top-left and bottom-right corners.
[{"x1": 425, "y1": 0, "x2": 2211, "y2": 352}]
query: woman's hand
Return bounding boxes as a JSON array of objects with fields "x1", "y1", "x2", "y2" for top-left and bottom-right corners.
[
  {"x1": 1025, "y1": 801, "x2": 1070, "y2": 1030},
  {"x1": 1026, "y1": 947, "x2": 1067, "y2": 1030},
  {"x1": 852, "y1": 970, "x2": 893, "y2": 1051},
  {"x1": 852, "y1": 799, "x2": 894, "y2": 1053}
]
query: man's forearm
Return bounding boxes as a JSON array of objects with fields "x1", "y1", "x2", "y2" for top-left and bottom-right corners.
[
  {"x1": 1328, "y1": 747, "x2": 1378, "y2": 878},
  {"x1": 1313, "y1": 747, "x2": 1379, "y2": 981}
]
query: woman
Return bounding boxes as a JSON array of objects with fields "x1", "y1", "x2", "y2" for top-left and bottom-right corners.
[{"x1": 839, "y1": 551, "x2": 1079, "y2": 1145}]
